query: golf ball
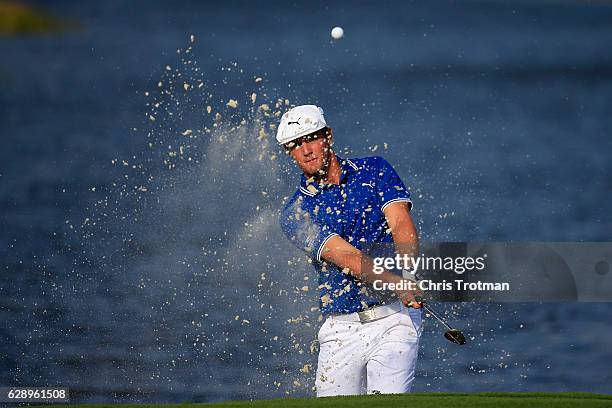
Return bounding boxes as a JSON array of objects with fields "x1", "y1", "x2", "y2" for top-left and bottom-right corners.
[{"x1": 331, "y1": 26, "x2": 344, "y2": 40}]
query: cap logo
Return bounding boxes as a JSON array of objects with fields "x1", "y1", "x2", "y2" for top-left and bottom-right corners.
[{"x1": 288, "y1": 118, "x2": 301, "y2": 125}]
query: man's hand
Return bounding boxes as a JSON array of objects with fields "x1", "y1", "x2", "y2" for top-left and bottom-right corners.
[{"x1": 395, "y1": 280, "x2": 423, "y2": 308}]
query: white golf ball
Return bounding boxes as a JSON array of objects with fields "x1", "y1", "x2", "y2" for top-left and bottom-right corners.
[{"x1": 331, "y1": 26, "x2": 344, "y2": 40}]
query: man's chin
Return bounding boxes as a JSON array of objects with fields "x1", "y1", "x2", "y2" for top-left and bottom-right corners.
[{"x1": 301, "y1": 162, "x2": 324, "y2": 178}]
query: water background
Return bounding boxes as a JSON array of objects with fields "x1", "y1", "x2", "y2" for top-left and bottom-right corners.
[{"x1": 1, "y1": 0, "x2": 612, "y2": 403}]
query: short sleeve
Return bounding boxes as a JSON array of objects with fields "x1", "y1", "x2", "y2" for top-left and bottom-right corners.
[
  {"x1": 280, "y1": 198, "x2": 338, "y2": 262},
  {"x1": 375, "y1": 157, "x2": 413, "y2": 212}
]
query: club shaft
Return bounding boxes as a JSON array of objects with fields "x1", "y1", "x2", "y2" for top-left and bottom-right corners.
[{"x1": 422, "y1": 303, "x2": 454, "y2": 331}]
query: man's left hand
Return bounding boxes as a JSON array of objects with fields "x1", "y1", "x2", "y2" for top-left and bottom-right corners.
[{"x1": 396, "y1": 283, "x2": 424, "y2": 309}]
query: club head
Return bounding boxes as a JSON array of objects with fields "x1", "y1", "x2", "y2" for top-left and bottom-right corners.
[{"x1": 444, "y1": 329, "x2": 466, "y2": 345}]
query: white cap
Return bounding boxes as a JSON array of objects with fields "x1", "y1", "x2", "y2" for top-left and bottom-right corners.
[{"x1": 276, "y1": 105, "x2": 327, "y2": 145}]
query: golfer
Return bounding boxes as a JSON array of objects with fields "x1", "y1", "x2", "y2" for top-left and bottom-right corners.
[{"x1": 277, "y1": 105, "x2": 423, "y2": 396}]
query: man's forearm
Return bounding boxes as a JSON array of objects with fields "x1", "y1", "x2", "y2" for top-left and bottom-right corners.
[
  {"x1": 384, "y1": 203, "x2": 419, "y2": 270},
  {"x1": 321, "y1": 235, "x2": 409, "y2": 285},
  {"x1": 359, "y1": 256, "x2": 406, "y2": 286},
  {"x1": 320, "y1": 234, "x2": 422, "y2": 306}
]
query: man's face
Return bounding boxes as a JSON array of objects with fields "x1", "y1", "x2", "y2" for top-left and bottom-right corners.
[{"x1": 285, "y1": 128, "x2": 333, "y2": 177}]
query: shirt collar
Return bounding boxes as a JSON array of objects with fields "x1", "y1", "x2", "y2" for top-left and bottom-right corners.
[{"x1": 299, "y1": 156, "x2": 359, "y2": 197}]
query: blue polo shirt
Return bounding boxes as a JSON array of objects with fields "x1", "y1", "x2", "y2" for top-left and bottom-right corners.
[{"x1": 280, "y1": 156, "x2": 413, "y2": 315}]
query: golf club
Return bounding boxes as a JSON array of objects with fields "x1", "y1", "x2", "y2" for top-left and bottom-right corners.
[{"x1": 422, "y1": 303, "x2": 466, "y2": 345}]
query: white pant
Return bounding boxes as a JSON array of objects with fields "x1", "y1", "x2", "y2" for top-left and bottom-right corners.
[{"x1": 315, "y1": 305, "x2": 422, "y2": 397}]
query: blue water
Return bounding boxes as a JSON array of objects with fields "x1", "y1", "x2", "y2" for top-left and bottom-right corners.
[{"x1": 1, "y1": 0, "x2": 612, "y2": 403}]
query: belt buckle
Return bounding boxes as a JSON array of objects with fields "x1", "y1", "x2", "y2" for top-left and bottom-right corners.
[{"x1": 357, "y1": 308, "x2": 377, "y2": 323}]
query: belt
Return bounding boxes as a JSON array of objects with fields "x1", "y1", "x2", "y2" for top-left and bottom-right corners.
[{"x1": 328, "y1": 301, "x2": 403, "y2": 324}]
